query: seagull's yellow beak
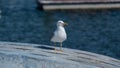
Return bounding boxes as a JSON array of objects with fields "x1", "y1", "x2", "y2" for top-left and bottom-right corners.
[{"x1": 63, "y1": 23, "x2": 68, "y2": 26}]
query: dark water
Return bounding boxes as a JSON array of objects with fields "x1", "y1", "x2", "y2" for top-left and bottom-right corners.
[{"x1": 0, "y1": 0, "x2": 120, "y2": 59}]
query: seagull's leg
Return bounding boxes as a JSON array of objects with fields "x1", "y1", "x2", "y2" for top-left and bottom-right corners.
[
  {"x1": 60, "y1": 42, "x2": 63, "y2": 52},
  {"x1": 54, "y1": 42, "x2": 56, "y2": 51}
]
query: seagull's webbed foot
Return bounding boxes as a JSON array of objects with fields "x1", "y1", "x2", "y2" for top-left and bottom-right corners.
[
  {"x1": 59, "y1": 49, "x2": 63, "y2": 52},
  {"x1": 53, "y1": 42, "x2": 64, "y2": 53},
  {"x1": 54, "y1": 48, "x2": 63, "y2": 52}
]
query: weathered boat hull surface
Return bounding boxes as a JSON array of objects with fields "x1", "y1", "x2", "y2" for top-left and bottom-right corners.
[{"x1": 0, "y1": 42, "x2": 119, "y2": 68}]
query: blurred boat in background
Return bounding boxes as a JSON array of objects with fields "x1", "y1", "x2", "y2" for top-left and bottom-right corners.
[{"x1": 37, "y1": 0, "x2": 120, "y2": 10}]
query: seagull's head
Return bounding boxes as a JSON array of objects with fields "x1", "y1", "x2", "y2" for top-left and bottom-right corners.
[{"x1": 57, "y1": 20, "x2": 68, "y2": 27}]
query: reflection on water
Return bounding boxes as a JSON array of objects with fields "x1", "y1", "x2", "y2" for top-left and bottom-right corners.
[{"x1": 1, "y1": 0, "x2": 120, "y2": 59}]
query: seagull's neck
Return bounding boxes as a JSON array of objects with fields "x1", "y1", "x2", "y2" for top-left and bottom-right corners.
[{"x1": 57, "y1": 26, "x2": 65, "y2": 32}]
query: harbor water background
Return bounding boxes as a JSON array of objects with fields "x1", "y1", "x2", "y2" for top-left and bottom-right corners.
[{"x1": 0, "y1": 0, "x2": 120, "y2": 59}]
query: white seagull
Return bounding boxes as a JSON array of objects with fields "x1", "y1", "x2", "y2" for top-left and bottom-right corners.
[{"x1": 51, "y1": 20, "x2": 67, "y2": 51}]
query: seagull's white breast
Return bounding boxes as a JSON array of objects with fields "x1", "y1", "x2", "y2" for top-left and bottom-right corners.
[{"x1": 51, "y1": 26, "x2": 67, "y2": 42}]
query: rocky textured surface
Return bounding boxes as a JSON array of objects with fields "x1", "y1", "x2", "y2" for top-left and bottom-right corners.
[{"x1": 0, "y1": 42, "x2": 120, "y2": 68}]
